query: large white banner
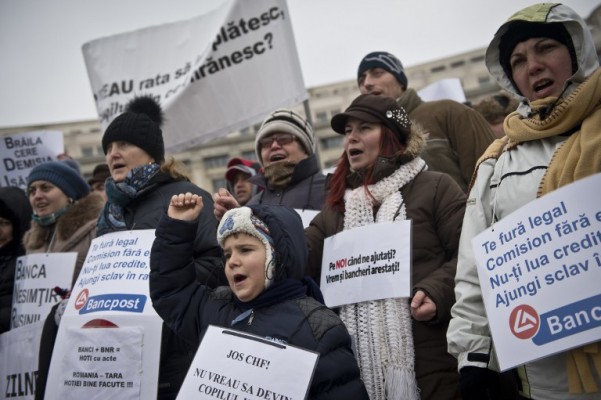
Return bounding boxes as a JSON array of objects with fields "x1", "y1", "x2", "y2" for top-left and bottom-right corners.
[
  {"x1": 0, "y1": 130, "x2": 63, "y2": 189},
  {"x1": 82, "y1": 0, "x2": 307, "y2": 153},
  {"x1": 472, "y1": 173, "x2": 601, "y2": 370},
  {"x1": 44, "y1": 230, "x2": 162, "y2": 400}
]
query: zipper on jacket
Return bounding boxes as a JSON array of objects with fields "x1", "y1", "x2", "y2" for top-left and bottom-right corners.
[{"x1": 247, "y1": 310, "x2": 255, "y2": 326}]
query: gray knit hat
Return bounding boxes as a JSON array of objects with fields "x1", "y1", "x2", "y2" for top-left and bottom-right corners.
[
  {"x1": 254, "y1": 109, "x2": 314, "y2": 165},
  {"x1": 27, "y1": 161, "x2": 90, "y2": 200}
]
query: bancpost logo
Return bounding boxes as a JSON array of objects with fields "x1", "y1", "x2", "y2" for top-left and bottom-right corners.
[
  {"x1": 74, "y1": 289, "x2": 89, "y2": 311},
  {"x1": 75, "y1": 291, "x2": 147, "y2": 315},
  {"x1": 509, "y1": 294, "x2": 601, "y2": 345},
  {"x1": 509, "y1": 304, "x2": 540, "y2": 340}
]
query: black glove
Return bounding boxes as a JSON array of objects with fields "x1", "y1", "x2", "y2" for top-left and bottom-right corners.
[{"x1": 459, "y1": 366, "x2": 503, "y2": 400}]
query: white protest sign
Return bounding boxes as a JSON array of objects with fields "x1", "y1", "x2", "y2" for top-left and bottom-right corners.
[
  {"x1": 0, "y1": 130, "x2": 63, "y2": 189},
  {"x1": 45, "y1": 230, "x2": 162, "y2": 400},
  {"x1": 82, "y1": 0, "x2": 307, "y2": 154},
  {"x1": 11, "y1": 252, "x2": 77, "y2": 330},
  {"x1": 320, "y1": 221, "x2": 412, "y2": 308},
  {"x1": 295, "y1": 208, "x2": 319, "y2": 228},
  {"x1": 0, "y1": 321, "x2": 44, "y2": 400},
  {"x1": 472, "y1": 173, "x2": 601, "y2": 370},
  {"x1": 417, "y1": 78, "x2": 466, "y2": 103},
  {"x1": 54, "y1": 326, "x2": 143, "y2": 399},
  {"x1": 178, "y1": 325, "x2": 318, "y2": 400}
]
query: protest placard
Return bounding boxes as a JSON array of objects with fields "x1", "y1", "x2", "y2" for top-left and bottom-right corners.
[
  {"x1": 0, "y1": 130, "x2": 63, "y2": 189},
  {"x1": 53, "y1": 326, "x2": 144, "y2": 399},
  {"x1": 44, "y1": 230, "x2": 162, "y2": 400},
  {"x1": 82, "y1": 0, "x2": 307, "y2": 154},
  {"x1": 0, "y1": 321, "x2": 44, "y2": 400},
  {"x1": 11, "y1": 252, "x2": 76, "y2": 329},
  {"x1": 320, "y1": 221, "x2": 412, "y2": 308},
  {"x1": 177, "y1": 325, "x2": 318, "y2": 400},
  {"x1": 472, "y1": 173, "x2": 601, "y2": 370}
]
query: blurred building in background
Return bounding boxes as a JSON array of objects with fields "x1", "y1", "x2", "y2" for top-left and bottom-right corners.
[{"x1": 2, "y1": 5, "x2": 600, "y2": 191}]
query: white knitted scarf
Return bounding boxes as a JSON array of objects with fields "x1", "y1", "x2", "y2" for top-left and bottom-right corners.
[{"x1": 341, "y1": 157, "x2": 425, "y2": 400}]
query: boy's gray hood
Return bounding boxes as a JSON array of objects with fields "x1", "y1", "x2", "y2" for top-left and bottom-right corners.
[{"x1": 485, "y1": 3, "x2": 599, "y2": 116}]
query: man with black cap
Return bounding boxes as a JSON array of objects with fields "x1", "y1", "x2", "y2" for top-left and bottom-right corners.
[
  {"x1": 357, "y1": 51, "x2": 496, "y2": 192},
  {"x1": 214, "y1": 109, "x2": 325, "y2": 221}
]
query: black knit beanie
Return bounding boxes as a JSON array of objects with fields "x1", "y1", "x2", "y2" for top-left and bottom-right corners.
[
  {"x1": 357, "y1": 51, "x2": 408, "y2": 90},
  {"x1": 499, "y1": 21, "x2": 578, "y2": 92},
  {"x1": 102, "y1": 96, "x2": 165, "y2": 163}
]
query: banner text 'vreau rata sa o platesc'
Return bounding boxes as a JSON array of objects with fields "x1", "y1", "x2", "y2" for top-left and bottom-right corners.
[{"x1": 82, "y1": 0, "x2": 307, "y2": 153}]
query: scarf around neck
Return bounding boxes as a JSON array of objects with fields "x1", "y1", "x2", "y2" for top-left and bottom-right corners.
[
  {"x1": 263, "y1": 160, "x2": 296, "y2": 190},
  {"x1": 96, "y1": 163, "x2": 160, "y2": 236},
  {"x1": 503, "y1": 67, "x2": 601, "y2": 196},
  {"x1": 500, "y1": 68, "x2": 601, "y2": 394},
  {"x1": 32, "y1": 203, "x2": 72, "y2": 227},
  {"x1": 340, "y1": 157, "x2": 425, "y2": 400}
]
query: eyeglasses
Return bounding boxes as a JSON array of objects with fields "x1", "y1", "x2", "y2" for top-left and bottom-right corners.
[{"x1": 258, "y1": 134, "x2": 296, "y2": 149}]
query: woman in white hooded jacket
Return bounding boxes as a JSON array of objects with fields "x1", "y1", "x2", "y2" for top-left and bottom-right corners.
[{"x1": 447, "y1": 3, "x2": 601, "y2": 400}]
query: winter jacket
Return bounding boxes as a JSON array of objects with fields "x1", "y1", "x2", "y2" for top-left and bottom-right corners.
[
  {"x1": 305, "y1": 170, "x2": 466, "y2": 400},
  {"x1": 115, "y1": 176, "x2": 224, "y2": 286},
  {"x1": 248, "y1": 154, "x2": 325, "y2": 211},
  {"x1": 398, "y1": 88, "x2": 495, "y2": 192},
  {"x1": 27, "y1": 192, "x2": 104, "y2": 400},
  {"x1": 101, "y1": 174, "x2": 226, "y2": 400},
  {"x1": 150, "y1": 205, "x2": 369, "y2": 400},
  {"x1": 447, "y1": 4, "x2": 601, "y2": 399},
  {"x1": 0, "y1": 187, "x2": 32, "y2": 333},
  {"x1": 23, "y1": 193, "x2": 104, "y2": 286}
]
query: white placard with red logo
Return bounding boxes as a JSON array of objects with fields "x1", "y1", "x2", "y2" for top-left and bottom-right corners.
[
  {"x1": 0, "y1": 130, "x2": 64, "y2": 189},
  {"x1": 11, "y1": 252, "x2": 77, "y2": 330},
  {"x1": 44, "y1": 230, "x2": 162, "y2": 400},
  {"x1": 177, "y1": 325, "x2": 318, "y2": 400},
  {"x1": 472, "y1": 173, "x2": 601, "y2": 370},
  {"x1": 320, "y1": 221, "x2": 412, "y2": 308}
]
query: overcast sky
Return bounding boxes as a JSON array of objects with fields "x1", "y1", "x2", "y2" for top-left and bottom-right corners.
[{"x1": 0, "y1": 0, "x2": 597, "y2": 128}]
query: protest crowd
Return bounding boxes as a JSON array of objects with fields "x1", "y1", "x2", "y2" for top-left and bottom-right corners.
[{"x1": 1, "y1": 2, "x2": 601, "y2": 400}]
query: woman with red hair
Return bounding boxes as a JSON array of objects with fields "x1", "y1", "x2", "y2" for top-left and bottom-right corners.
[{"x1": 305, "y1": 93, "x2": 466, "y2": 400}]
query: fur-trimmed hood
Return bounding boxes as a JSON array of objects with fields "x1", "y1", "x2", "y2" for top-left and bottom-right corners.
[
  {"x1": 404, "y1": 120, "x2": 427, "y2": 159},
  {"x1": 24, "y1": 193, "x2": 104, "y2": 252}
]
